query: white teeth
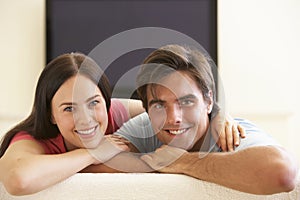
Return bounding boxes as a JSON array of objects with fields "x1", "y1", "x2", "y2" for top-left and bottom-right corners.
[
  {"x1": 169, "y1": 129, "x2": 187, "y2": 135},
  {"x1": 77, "y1": 127, "x2": 96, "y2": 135}
]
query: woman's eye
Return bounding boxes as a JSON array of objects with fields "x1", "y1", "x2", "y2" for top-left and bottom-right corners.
[
  {"x1": 89, "y1": 100, "x2": 99, "y2": 107},
  {"x1": 63, "y1": 106, "x2": 74, "y2": 112}
]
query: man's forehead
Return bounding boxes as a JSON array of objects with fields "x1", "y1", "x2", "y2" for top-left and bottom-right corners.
[{"x1": 150, "y1": 72, "x2": 199, "y2": 93}]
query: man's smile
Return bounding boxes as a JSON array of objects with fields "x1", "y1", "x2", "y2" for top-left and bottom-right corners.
[{"x1": 163, "y1": 127, "x2": 191, "y2": 136}]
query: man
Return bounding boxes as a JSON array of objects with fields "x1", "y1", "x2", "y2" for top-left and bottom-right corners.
[{"x1": 113, "y1": 44, "x2": 298, "y2": 194}]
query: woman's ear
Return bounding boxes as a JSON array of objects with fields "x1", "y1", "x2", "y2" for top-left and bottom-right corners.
[
  {"x1": 51, "y1": 115, "x2": 56, "y2": 124},
  {"x1": 206, "y1": 90, "x2": 214, "y2": 114}
]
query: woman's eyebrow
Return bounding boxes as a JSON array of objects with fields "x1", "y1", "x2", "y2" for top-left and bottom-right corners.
[
  {"x1": 59, "y1": 102, "x2": 74, "y2": 107},
  {"x1": 84, "y1": 94, "x2": 101, "y2": 103},
  {"x1": 59, "y1": 95, "x2": 101, "y2": 107}
]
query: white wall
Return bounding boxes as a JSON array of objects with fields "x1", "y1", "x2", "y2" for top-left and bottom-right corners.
[
  {"x1": 0, "y1": 0, "x2": 299, "y2": 162},
  {"x1": 0, "y1": 0, "x2": 45, "y2": 135},
  {"x1": 218, "y1": 0, "x2": 300, "y2": 160}
]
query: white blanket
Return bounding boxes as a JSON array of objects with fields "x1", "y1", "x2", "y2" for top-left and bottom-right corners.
[{"x1": 0, "y1": 173, "x2": 299, "y2": 200}]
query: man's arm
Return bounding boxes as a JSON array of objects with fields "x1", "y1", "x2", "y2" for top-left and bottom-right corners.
[{"x1": 141, "y1": 145, "x2": 298, "y2": 195}]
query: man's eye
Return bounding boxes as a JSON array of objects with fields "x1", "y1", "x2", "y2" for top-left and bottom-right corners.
[
  {"x1": 63, "y1": 106, "x2": 74, "y2": 112},
  {"x1": 180, "y1": 99, "x2": 194, "y2": 106},
  {"x1": 153, "y1": 103, "x2": 163, "y2": 109}
]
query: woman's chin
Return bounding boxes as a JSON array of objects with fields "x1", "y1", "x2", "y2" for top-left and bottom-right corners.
[{"x1": 80, "y1": 133, "x2": 104, "y2": 149}]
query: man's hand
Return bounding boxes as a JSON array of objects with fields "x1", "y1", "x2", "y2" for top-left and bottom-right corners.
[{"x1": 140, "y1": 145, "x2": 187, "y2": 173}]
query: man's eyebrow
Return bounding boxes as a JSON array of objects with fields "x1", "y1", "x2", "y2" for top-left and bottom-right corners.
[
  {"x1": 59, "y1": 95, "x2": 101, "y2": 107},
  {"x1": 148, "y1": 94, "x2": 197, "y2": 106},
  {"x1": 148, "y1": 99, "x2": 165, "y2": 107},
  {"x1": 178, "y1": 94, "x2": 197, "y2": 101}
]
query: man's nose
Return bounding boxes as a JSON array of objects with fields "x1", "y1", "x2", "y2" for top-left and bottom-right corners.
[{"x1": 166, "y1": 104, "x2": 182, "y2": 125}]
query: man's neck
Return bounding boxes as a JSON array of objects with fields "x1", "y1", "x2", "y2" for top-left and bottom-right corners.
[{"x1": 189, "y1": 132, "x2": 212, "y2": 152}]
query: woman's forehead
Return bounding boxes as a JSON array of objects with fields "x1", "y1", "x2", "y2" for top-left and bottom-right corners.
[{"x1": 53, "y1": 75, "x2": 102, "y2": 104}]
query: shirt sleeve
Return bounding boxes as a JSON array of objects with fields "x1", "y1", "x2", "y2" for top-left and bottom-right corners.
[
  {"x1": 10, "y1": 131, "x2": 66, "y2": 154},
  {"x1": 10, "y1": 131, "x2": 35, "y2": 144},
  {"x1": 106, "y1": 99, "x2": 130, "y2": 134},
  {"x1": 234, "y1": 118, "x2": 280, "y2": 151},
  {"x1": 114, "y1": 112, "x2": 162, "y2": 153}
]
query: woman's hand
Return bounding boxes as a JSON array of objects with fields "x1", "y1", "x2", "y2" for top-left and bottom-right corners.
[
  {"x1": 211, "y1": 113, "x2": 246, "y2": 152},
  {"x1": 89, "y1": 135, "x2": 129, "y2": 165}
]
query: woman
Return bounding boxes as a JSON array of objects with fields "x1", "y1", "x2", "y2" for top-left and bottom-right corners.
[{"x1": 0, "y1": 53, "x2": 244, "y2": 196}]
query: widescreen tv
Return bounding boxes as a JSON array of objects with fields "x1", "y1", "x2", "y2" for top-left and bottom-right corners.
[{"x1": 46, "y1": 0, "x2": 217, "y2": 98}]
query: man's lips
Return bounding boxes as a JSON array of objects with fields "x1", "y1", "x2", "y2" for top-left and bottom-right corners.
[{"x1": 164, "y1": 128, "x2": 189, "y2": 135}]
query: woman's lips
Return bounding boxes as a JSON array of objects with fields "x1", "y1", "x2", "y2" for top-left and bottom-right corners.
[{"x1": 75, "y1": 125, "x2": 98, "y2": 138}]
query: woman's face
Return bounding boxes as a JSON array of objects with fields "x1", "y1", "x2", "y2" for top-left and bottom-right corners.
[{"x1": 51, "y1": 75, "x2": 108, "y2": 150}]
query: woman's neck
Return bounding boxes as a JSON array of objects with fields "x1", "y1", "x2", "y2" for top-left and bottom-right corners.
[{"x1": 63, "y1": 140, "x2": 77, "y2": 151}]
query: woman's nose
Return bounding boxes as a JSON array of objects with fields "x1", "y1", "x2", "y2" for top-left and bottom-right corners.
[{"x1": 75, "y1": 108, "x2": 93, "y2": 126}]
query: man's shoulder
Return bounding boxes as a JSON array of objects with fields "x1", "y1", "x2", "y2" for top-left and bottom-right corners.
[
  {"x1": 233, "y1": 118, "x2": 280, "y2": 150},
  {"x1": 234, "y1": 118, "x2": 260, "y2": 131}
]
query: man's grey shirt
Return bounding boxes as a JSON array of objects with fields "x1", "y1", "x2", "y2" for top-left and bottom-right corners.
[{"x1": 114, "y1": 112, "x2": 279, "y2": 153}]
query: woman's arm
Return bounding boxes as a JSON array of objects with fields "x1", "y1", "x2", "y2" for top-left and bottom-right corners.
[
  {"x1": 0, "y1": 140, "x2": 95, "y2": 196},
  {"x1": 0, "y1": 135, "x2": 128, "y2": 196},
  {"x1": 82, "y1": 152, "x2": 153, "y2": 173},
  {"x1": 211, "y1": 113, "x2": 246, "y2": 152},
  {"x1": 82, "y1": 135, "x2": 152, "y2": 173}
]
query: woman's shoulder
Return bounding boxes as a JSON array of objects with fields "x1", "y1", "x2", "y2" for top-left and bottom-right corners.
[
  {"x1": 10, "y1": 131, "x2": 66, "y2": 154},
  {"x1": 10, "y1": 131, "x2": 34, "y2": 144}
]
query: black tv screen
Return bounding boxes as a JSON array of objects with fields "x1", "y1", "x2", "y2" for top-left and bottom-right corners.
[{"x1": 46, "y1": 0, "x2": 217, "y2": 98}]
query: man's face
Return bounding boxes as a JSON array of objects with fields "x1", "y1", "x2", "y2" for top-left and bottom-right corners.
[{"x1": 147, "y1": 71, "x2": 213, "y2": 151}]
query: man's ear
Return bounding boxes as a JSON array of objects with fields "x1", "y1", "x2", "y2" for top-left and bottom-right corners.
[{"x1": 207, "y1": 90, "x2": 214, "y2": 114}]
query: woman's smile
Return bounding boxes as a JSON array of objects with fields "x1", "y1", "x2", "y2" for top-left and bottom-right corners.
[{"x1": 75, "y1": 125, "x2": 99, "y2": 139}]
